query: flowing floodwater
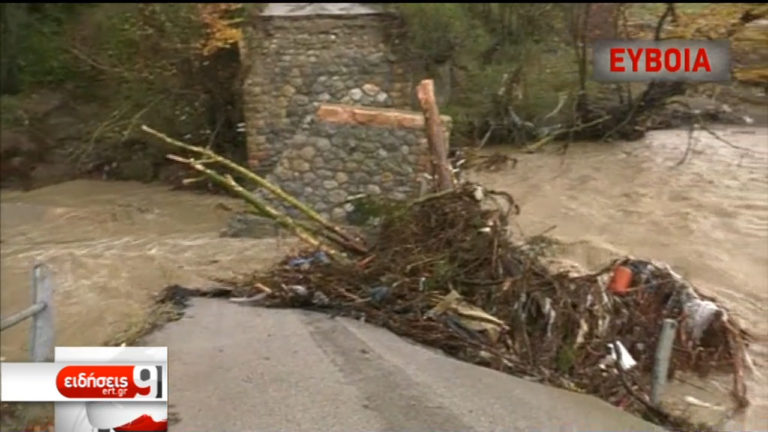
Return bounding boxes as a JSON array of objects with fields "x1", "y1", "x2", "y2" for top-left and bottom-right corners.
[
  {"x1": 0, "y1": 181, "x2": 292, "y2": 361},
  {"x1": 0, "y1": 126, "x2": 766, "y2": 429},
  {"x1": 470, "y1": 126, "x2": 768, "y2": 430}
]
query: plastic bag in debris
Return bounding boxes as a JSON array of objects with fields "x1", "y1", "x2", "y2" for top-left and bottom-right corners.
[
  {"x1": 625, "y1": 260, "x2": 658, "y2": 291},
  {"x1": 284, "y1": 284, "x2": 309, "y2": 297},
  {"x1": 683, "y1": 299, "x2": 724, "y2": 344},
  {"x1": 599, "y1": 341, "x2": 637, "y2": 370},
  {"x1": 426, "y1": 290, "x2": 507, "y2": 344},
  {"x1": 369, "y1": 285, "x2": 391, "y2": 303},
  {"x1": 288, "y1": 251, "x2": 330, "y2": 269}
]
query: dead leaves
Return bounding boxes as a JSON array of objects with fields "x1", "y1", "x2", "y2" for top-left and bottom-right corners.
[{"x1": 198, "y1": 3, "x2": 244, "y2": 56}]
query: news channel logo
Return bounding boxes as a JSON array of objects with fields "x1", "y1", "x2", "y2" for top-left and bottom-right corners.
[
  {"x1": 0, "y1": 347, "x2": 168, "y2": 432},
  {"x1": 55, "y1": 347, "x2": 168, "y2": 432},
  {"x1": 592, "y1": 39, "x2": 731, "y2": 82}
]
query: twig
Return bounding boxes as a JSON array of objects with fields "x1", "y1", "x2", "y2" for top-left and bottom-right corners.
[
  {"x1": 229, "y1": 293, "x2": 269, "y2": 304},
  {"x1": 723, "y1": 320, "x2": 750, "y2": 408},
  {"x1": 121, "y1": 97, "x2": 163, "y2": 144},
  {"x1": 698, "y1": 122, "x2": 767, "y2": 155},
  {"x1": 478, "y1": 124, "x2": 497, "y2": 149},
  {"x1": 602, "y1": 99, "x2": 642, "y2": 142},
  {"x1": 664, "y1": 99, "x2": 768, "y2": 162},
  {"x1": 407, "y1": 189, "x2": 455, "y2": 207},
  {"x1": 675, "y1": 122, "x2": 698, "y2": 167},
  {"x1": 543, "y1": 92, "x2": 568, "y2": 121},
  {"x1": 254, "y1": 283, "x2": 273, "y2": 294},
  {"x1": 206, "y1": 117, "x2": 225, "y2": 150},
  {"x1": 654, "y1": 4, "x2": 675, "y2": 41},
  {"x1": 66, "y1": 45, "x2": 133, "y2": 78},
  {"x1": 526, "y1": 116, "x2": 611, "y2": 153},
  {"x1": 532, "y1": 225, "x2": 557, "y2": 238}
]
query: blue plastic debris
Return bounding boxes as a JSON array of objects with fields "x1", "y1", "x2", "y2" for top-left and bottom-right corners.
[
  {"x1": 626, "y1": 260, "x2": 658, "y2": 291},
  {"x1": 288, "y1": 250, "x2": 331, "y2": 268},
  {"x1": 288, "y1": 257, "x2": 313, "y2": 268},
  {"x1": 369, "y1": 285, "x2": 391, "y2": 303},
  {"x1": 313, "y1": 251, "x2": 330, "y2": 264}
]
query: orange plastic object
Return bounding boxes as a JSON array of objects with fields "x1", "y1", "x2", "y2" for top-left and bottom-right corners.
[{"x1": 609, "y1": 266, "x2": 633, "y2": 295}]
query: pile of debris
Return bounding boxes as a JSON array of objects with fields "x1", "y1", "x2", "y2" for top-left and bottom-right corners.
[
  {"x1": 230, "y1": 184, "x2": 749, "y2": 425},
  {"x1": 142, "y1": 79, "x2": 750, "y2": 428}
]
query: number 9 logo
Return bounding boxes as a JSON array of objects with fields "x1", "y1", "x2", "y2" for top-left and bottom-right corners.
[{"x1": 133, "y1": 365, "x2": 163, "y2": 399}]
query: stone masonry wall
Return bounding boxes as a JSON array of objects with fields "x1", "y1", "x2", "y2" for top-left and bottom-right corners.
[
  {"x1": 242, "y1": 12, "x2": 450, "y2": 221},
  {"x1": 270, "y1": 104, "x2": 450, "y2": 220},
  {"x1": 243, "y1": 14, "x2": 412, "y2": 173}
]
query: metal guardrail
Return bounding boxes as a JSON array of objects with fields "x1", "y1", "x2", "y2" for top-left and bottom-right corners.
[{"x1": 0, "y1": 263, "x2": 55, "y2": 362}]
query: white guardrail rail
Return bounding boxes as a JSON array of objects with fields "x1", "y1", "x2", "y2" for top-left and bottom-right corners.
[{"x1": 0, "y1": 263, "x2": 55, "y2": 362}]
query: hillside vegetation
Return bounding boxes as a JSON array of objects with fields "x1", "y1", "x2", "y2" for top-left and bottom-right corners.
[{"x1": 0, "y1": 3, "x2": 765, "y2": 187}]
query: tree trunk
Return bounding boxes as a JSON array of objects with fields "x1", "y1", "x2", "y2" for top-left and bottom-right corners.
[{"x1": 0, "y1": 3, "x2": 23, "y2": 95}]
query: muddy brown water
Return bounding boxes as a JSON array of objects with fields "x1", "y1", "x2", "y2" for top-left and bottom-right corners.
[
  {"x1": 0, "y1": 126, "x2": 766, "y2": 429},
  {"x1": 470, "y1": 126, "x2": 768, "y2": 430},
  {"x1": 0, "y1": 181, "x2": 292, "y2": 359}
]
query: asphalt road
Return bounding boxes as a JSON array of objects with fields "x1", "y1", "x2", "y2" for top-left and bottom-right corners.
[{"x1": 144, "y1": 298, "x2": 662, "y2": 432}]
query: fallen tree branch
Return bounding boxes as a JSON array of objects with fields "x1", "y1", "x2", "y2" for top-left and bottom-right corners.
[
  {"x1": 166, "y1": 154, "x2": 346, "y2": 262},
  {"x1": 525, "y1": 115, "x2": 612, "y2": 153},
  {"x1": 142, "y1": 125, "x2": 368, "y2": 255},
  {"x1": 698, "y1": 122, "x2": 767, "y2": 155},
  {"x1": 66, "y1": 45, "x2": 134, "y2": 79},
  {"x1": 654, "y1": 3, "x2": 676, "y2": 41},
  {"x1": 542, "y1": 92, "x2": 568, "y2": 121},
  {"x1": 662, "y1": 99, "x2": 768, "y2": 166},
  {"x1": 675, "y1": 121, "x2": 698, "y2": 167}
]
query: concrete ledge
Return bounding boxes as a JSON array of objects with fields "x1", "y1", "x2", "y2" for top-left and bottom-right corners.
[{"x1": 317, "y1": 103, "x2": 451, "y2": 130}]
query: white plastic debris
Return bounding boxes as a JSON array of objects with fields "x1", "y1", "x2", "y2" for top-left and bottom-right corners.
[
  {"x1": 683, "y1": 299, "x2": 723, "y2": 344},
  {"x1": 743, "y1": 115, "x2": 755, "y2": 125},
  {"x1": 744, "y1": 350, "x2": 763, "y2": 378},
  {"x1": 472, "y1": 186, "x2": 485, "y2": 202},
  {"x1": 542, "y1": 297, "x2": 556, "y2": 337},
  {"x1": 284, "y1": 284, "x2": 309, "y2": 297},
  {"x1": 229, "y1": 293, "x2": 269, "y2": 305},
  {"x1": 418, "y1": 277, "x2": 427, "y2": 292},
  {"x1": 312, "y1": 291, "x2": 330, "y2": 306},
  {"x1": 600, "y1": 341, "x2": 637, "y2": 371},
  {"x1": 684, "y1": 396, "x2": 725, "y2": 411}
]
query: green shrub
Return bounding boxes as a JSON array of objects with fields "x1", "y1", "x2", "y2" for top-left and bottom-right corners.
[{"x1": 395, "y1": 4, "x2": 578, "y2": 146}]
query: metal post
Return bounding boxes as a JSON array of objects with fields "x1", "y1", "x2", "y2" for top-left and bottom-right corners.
[
  {"x1": 30, "y1": 263, "x2": 55, "y2": 362},
  {"x1": 651, "y1": 318, "x2": 677, "y2": 405}
]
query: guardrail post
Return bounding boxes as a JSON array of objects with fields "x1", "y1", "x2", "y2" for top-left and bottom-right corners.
[{"x1": 30, "y1": 263, "x2": 54, "y2": 362}]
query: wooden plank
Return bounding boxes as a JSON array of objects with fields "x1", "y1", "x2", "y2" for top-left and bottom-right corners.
[{"x1": 416, "y1": 79, "x2": 454, "y2": 192}]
